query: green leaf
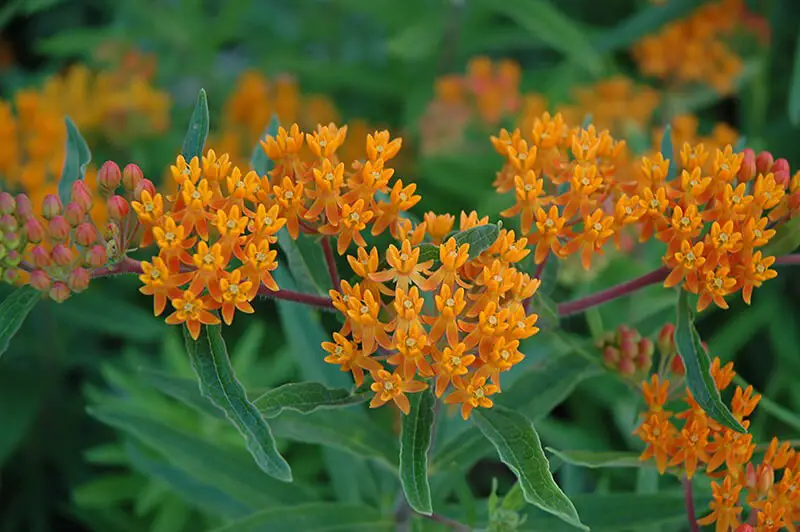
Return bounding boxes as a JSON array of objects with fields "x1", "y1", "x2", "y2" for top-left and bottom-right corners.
[
  {"x1": 593, "y1": 0, "x2": 699, "y2": 52},
  {"x1": 789, "y1": 30, "x2": 800, "y2": 126},
  {"x1": 253, "y1": 382, "x2": 366, "y2": 418},
  {"x1": 546, "y1": 449, "x2": 643, "y2": 469},
  {"x1": 58, "y1": 117, "x2": 92, "y2": 205},
  {"x1": 184, "y1": 325, "x2": 292, "y2": 481},
  {"x1": 73, "y1": 475, "x2": 143, "y2": 508},
  {"x1": 660, "y1": 124, "x2": 676, "y2": 181},
  {"x1": 250, "y1": 115, "x2": 279, "y2": 175},
  {"x1": 675, "y1": 290, "x2": 746, "y2": 433},
  {"x1": 181, "y1": 88, "x2": 210, "y2": 162},
  {"x1": 211, "y1": 502, "x2": 391, "y2": 532},
  {"x1": 761, "y1": 216, "x2": 800, "y2": 257},
  {"x1": 537, "y1": 256, "x2": 560, "y2": 297},
  {"x1": 529, "y1": 292, "x2": 559, "y2": 331},
  {"x1": 0, "y1": 285, "x2": 40, "y2": 359},
  {"x1": 0, "y1": 369, "x2": 44, "y2": 465},
  {"x1": 455, "y1": 223, "x2": 500, "y2": 260},
  {"x1": 473, "y1": 406, "x2": 587, "y2": 530},
  {"x1": 138, "y1": 368, "x2": 226, "y2": 420},
  {"x1": 277, "y1": 230, "x2": 331, "y2": 295},
  {"x1": 399, "y1": 386, "x2": 435, "y2": 515},
  {"x1": 387, "y1": 16, "x2": 444, "y2": 60}
]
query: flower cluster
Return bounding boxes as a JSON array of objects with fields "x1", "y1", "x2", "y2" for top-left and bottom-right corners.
[
  {"x1": 596, "y1": 324, "x2": 654, "y2": 378},
  {"x1": 323, "y1": 214, "x2": 540, "y2": 418},
  {"x1": 636, "y1": 356, "x2": 800, "y2": 531},
  {"x1": 632, "y1": 0, "x2": 752, "y2": 94}
]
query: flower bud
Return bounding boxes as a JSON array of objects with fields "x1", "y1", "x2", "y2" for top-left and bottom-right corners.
[
  {"x1": 734, "y1": 525, "x2": 754, "y2": 532},
  {"x1": 42, "y1": 194, "x2": 63, "y2": 220},
  {"x1": 122, "y1": 163, "x2": 144, "y2": 190},
  {"x1": 2, "y1": 268, "x2": 19, "y2": 284},
  {"x1": 64, "y1": 202, "x2": 86, "y2": 226},
  {"x1": 3, "y1": 249, "x2": 20, "y2": 267},
  {"x1": 3, "y1": 232, "x2": 20, "y2": 249},
  {"x1": 0, "y1": 192, "x2": 16, "y2": 215},
  {"x1": 14, "y1": 194, "x2": 33, "y2": 220},
  {"x1": 772, "y1": 158, "x2": 791, "y2": 187},
  {"x1": 0, "y1": 243, "x2": 5, "y2": 260},
  {"x1": 98, "y1": 161, "x2": 122, "y2": 193},
  {"x1": 103, "y1": 222, "x2": 120, "y2": 242},
  {"x1": 756, "y1": 151, "x2": 774, "y2": 175},
  {"x1": 107, "y1": 195, "x2": 130, "y2": 221},
  {"x1": 670, "y1": 354, "x2": 685, "y2": 376},
  {"x1": 602, "y1": 346, "x2": 620, "y2": 366},
  {"x1": 68, "y1": 267, "x2": 91, "y2": 293},
  {"x1": 634, "y1": 352, "x2": 652, "y2": 373},
  {"x1": 25, "y1": 218, "x2": 46, "y2": 244},
  {"x1": 738, "y1": 149, "x2": 756, "y2": 181},
  {"x1": 75, "y1": 222, "x2": 99, "y2": 247},
  {"x1": 52, "y1": 244, "x2": 75, "y2": 267},
  {"x1": 657, "y1": 323, "x2": 676, "y2": 355},
  {"x1": 49, "y1": 281, "x2": 71, "y2": 303},
  {"x1": 29, "y1": 269, "x2": 51, "y2": 291},
  {"x1": 47, "y1": 215, "x2": 71, "y2": 241},
  {"x1": 134, "y1": 178, "x2": 156, "y2": 200},
  {"x1": 31, "y1": 245, "x2": 51, "y2": 268},
  {"x1": 638, "y1": 338, "x2": 654, "y2": 358},
  {"x1": 84, "y1": 245, "x2": 107, "y2": 269},
  {"x1": 0, "y1": 214, "x2": 18, "y2": 233},
  {"x1": 618, "y1": 357, "x2": 636, "y2": 376},
  {"x1": 71, "y1": 180, "x2": 93, "y2": 212},
  {"x1": 757, "y1": 464, "x2": 774, "y2": 495}
]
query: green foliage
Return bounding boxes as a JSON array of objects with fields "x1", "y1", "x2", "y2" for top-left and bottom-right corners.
[
  {"x1": 399, "y1": 386, "x2": 435, "y2": 515},
  {"x1": 254, "y1": 382, "x2": 367, "y2": 418},
  {"x1": 181, "y1": 89, "x2": 210, "y2": 162},
  {"x1": 0, "y1": 285, "x2": 40, "y2": 359},
  {"x1": 58, "y1": 117, "x2": 92, "y2": 204}
]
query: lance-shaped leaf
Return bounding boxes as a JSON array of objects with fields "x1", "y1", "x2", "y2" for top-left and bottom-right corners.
[
  {"x1": 138, "y1": 368, "x2": 225, "y2": 420},
  {"x1": 454, "y1": 223, "x2": 500, "y2": 260},
  {"x1": 0, "y1": 285, "x2": 40, "y2": 359},
  {"x1": 253, "y1": 382, "x2": 366, "y2": 418},
  {"x1": 184, "y1": 325, "x2": 292, "y2": 481},
  {"x1": 211, "y1": 502, "x2": 391, "y2": 532},
  {"x1": 472, "y1": 406, "x2": 587, "y2": 531},
  {"x1": 547, "y1": 448, "x2": 643, "y2": 469},
  {"x1": 399, "y1": 386, "x2": 435, "y2": 515},
  {"x1": 277, "y1": 230, "x2": 331, "y2": 295},
  {"x1": 761, "y1": 216, "x2": 800, "y2": 258},
  {"x1": 790, "y1": 30, "x2": 800, "y2": 126},
  {"x1": 675, "y1": 290, "x2": 746, "y2": 433},
  {"x1": 181, "y1": 88, "x2": 209, "y2": 161},
  {"x1": 250, "y1": 114, "x2": 279, "y2": 175},
  {"x1": 593, "y1": 0, "x2": 699, "y2": 52},
  {"x1": 660, "y1": 124, "x2": 676, "y2": 181},
  {"x1": 58, "y1": 117, "x2": 92, "y2": 204}
]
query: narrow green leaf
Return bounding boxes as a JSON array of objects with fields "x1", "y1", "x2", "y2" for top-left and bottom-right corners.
[
  {"x1": 277, "y1": 230, "x2": 331, "y2": 295},
  {"x1": 138, "y1": 368, "x2": 226, "y2": 420},
  {"x1": 581, "y1": 114, "x2": 593, "y2": 128},
  {"x1": 416, "y1": 243, "x2": 440, "y2": 264},
  {"x1": 593, "y1": 0, "x2": 699, "y2": 52},
  {"x1": 454, "y1": 223, "x2": 500, "y2": 260},
  {"x1": 529, "y1": 292, "x2": 559, "y2": 331},
  {"x1": 0, "y1": 369, "x2": 44, "y2": 465},
  {"x1": 184, "y1": 325, "x2": 292, "y2": 481},
  {"x1": 473, "y1": 406, "x2": 587, "y2": 530},
  {"x1": 387, "y1": 16, "x2": 444, "y2": 60},
  {"x1": 250, "y1": 114, "x2": 280, "y2": 175},
  {"x1": 675, "y1": 290, "x2": 746, "y2": 433},
  {"x1": 660, "y1": 124, "x2": 676, "y2": 181},
  {"x1": 537, "y1": 256, "x2": 560, "y2": 297},
  {"x1": 181, "y1": 88, "x2": 210, "y2": 161},
  {"x1": 73, "y1": 475, "x2": 143, "y2": 507},
  {"x1": 399, "y1": 387, "x2": 435, "y2": 515},
  {"x1": 0, "y1": 285, "x2": 40, "y2": 359},
  {"x1": 789, "y1": 29, "x2": 800, "y2": 126},
  {"x1": 58, "y1": 117, "x2": 92, "y2": 204},
  {"x1": 476, "y1": 0, "x2": 601, "y2": 76},
  {"x1": 546, "y1": 449, "x2": 643, "y2": 469},
  {"x1": 211, "y1": 502, "x2": 391, "y2": 532},
  {"x1": 762, "y1": 216, "x2": 800, "y2": 257},
  {"x1": 253, "y1": 382, "x2": 366, "y2": 418}
]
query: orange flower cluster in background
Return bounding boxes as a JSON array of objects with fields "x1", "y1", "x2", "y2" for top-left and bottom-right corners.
[
  {"x1": 636, "y1": 356, "x2": 800, "y2": 531},
  {"x1": 492, "y1": 111, "x2": 798, "y2": 311},
  {"x1": 324, "y1": 215, "x2": 540, "y2": 418},
  {"x1": 632, "y1": 0, "x2": 753, "y2": 94}
]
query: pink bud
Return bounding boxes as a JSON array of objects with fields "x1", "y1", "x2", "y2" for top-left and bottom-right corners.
[
  {"x1": 134, "y1": 178, "x2": 156, "y2": 200},
  {"x1": 25, "y1": 217, "x2": 46, "y2": 243},
  {"x1": 64, "y1": 202, "x2": 86, "y2": 226},
  {"x1": 29, "y1": 269, "x2": 51, "y2": 291},
  {"x1": 75, "y1": 222, "x2": 98, "y2": 247},
  {"x1": 84, "y1": 245, "x2": 107, "y2": 269},
  {"x1": 756, "y1": 151, "x2": 774, "y2": 175},
  {"x1": 3, "y1": 268, "x2": 19, "y2": 284},
  {"x1": 107, "y1": 195, "x2": 130, "y2": 221},
  {"x1": 657, "y1": 323, "x2": 676, "y2": 354},
  {"x1": 634, "y1": 352, "x2": 652, "y2": 373},
  {"x1": 47, "y1": 215, "x2": 71, "y2": 241},
  {"x1": 602, "y1": 346, "x2": 620, "y2": 366},
  {"x1": 51, "y1": 244, "x2": 75, "y2": 267},
  {"x1": 0, "y1": 214, "x2": 18, "y2": 233},
  {"x1": 0, "y1": 192, "x2": 16, "y2": 215},
  {"x1": 638, "y1": 338, "x2": 654, "y2": 358},
  {"x1": 122, "y1": 163, "x2": 144, "y2": 190},
  {"x1": 738, "y1": 148, "x2": 756, "y2": 181},
  {"x1": 734, "y1": 525, "x2": 754, "y2": 532},
  {"x1": 31, "y1": 245, "x2": 51, "y2": 268},
  {"x1": 48, "y1": 281, "x2": 71, "y2": 303},
  {"x1": 97, "y1": 161, "x2": 122, "y2": 192},
  {"x1": 618, "y1": 358, "x2": 636, "y2": 376},
  {"x1": 670, "y1": 355, "x2": 685, "y2": 376},
  {"x1": 772, "y1": 158, "x2": 791, "y2": 187},
  {"x1": 619, "y1": 336, "x2": 638, "y2": 359},
  {"x1": 3, "y1": 232, "x2": 20, "y2": 249},
  {"x1": 744, "y1": 462, "x2": 758, "y2": 490},
  {"x1": 70, "y1": 180, "x2": 93, "y2": 211},
  {"x1": 42, "y1": 194, "x2": 63, "y2": 220},
  {"x1": 3, "y1": 249, "x2": 20, "y2": 267},
  {"x1": 68, "y1": 267, "x2": 91, "y2": 293},
  {"x1": 14, "y1": 194, "x2": 33, "y2": 220},
  {"x1": 758, "y1": 465, "x2": 774, "y2": 494}
]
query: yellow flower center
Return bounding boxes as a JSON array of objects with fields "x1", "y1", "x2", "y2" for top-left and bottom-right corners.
[
  {"x1": 325, "y1": 172, "x2": 334, "y2": 181},
  {"x1": 256, "y1": 252, "x2": 266, "y2": 262},
  {"x1": 150, "y1": 269, "x2": 160, "y2": 280},
  {"x1": 384, "y1": 381, "x2": 393, "y2": 391},
  {"x1": 165, "y1": 232, "x2": 175, "y2": 242},
  {"x1": 228, "y1": 284, "x2": 239, "y2": 295},
  {"x1": 183, "y1": 302, "x2": 195, "y2": 313},
  {"x1": 713, "y1": 277, "x2": 723, "y2": 289},
  {"x1": 203, "y1": 254, "x2": 215, "y2": 265},
  {"x1": 192, "y1": 190, "x2": 201, "y2": 200},
  {"x1": 403, "y1": 300, "x2": 413, "y2": 309},
  {"x1": 474, "y1": 388, "x2": 485, "y2": 399},
  {"x1": 524, "y1": 183, "x2": 534, "y2": 191},
  {"x1": 581, "y1": 177, "x2": 590, "y2": 186},
  {"x1": 650, "y1": 199, "x2": 659, "y2": 209},
  {"x1": 335, "y1": 346, "x2": 343, "y2": 355},
  {"x1": 265, "y1": 217, "x2": 273, "y2": 225},
  {"x1": 451, "y1": 356, "x2": 461, "y2": 366},
  {"x1": 680, "y1": 216, "x2": 690, "y2": 226},
  {"x1": 349, "y1": 212, "x2": 360, "y2": 222},
  {"x1": 405, "y1": 338, "x2": 416, "y2": 347},
  {"x1": 400, "y1": 253, "x2": 409, "y2": 261},
  {"x1": 732, "y1": 195, "x2": 741, "y2": 204},
  {"x1": 145, "y1": 202, "x2": 154, "y2": 212},
  {"x1": 686, "y1": 252, "x2": 696, "y2": 262},
  {"x1": 399, "y1": 193, "x2": 407, "y2": 201},
  {"x1": 488, "y1": 316, "x2": 498, "y2": 326},
  {"x1": 719, "y1": 233, "x2": 729, "y2": 244},
  {"x1": 376, "y1": 145, "x2": 384, "y2": 153},
  {"x1": 227, "y1": 220, "x2": 237, "y2": 229},
  {"x1": 284, "y1": 191, "x2": 294, "y2": 199},
  {"x1": 518, "y1": 152, "x2": 527, "y2": 160},
  {"x1": 754, "y1": 229, "x2": 763, "y2": 238},
  {"x1": 372, "y1": 171, "x2": 380, "y2": 180},
  {"x1": 493, "y1": 274, "x2": 503, "y2": 283},
  {"x1": 545, "y1": 218, "x2": 554, "y2": 228},
  {"x1": 319, "y1": 140, "x2": 328, "y2": 148},
  {"x1": 360, "y1": 305, "x2": 369, "y2": 314},
  {"x1": 445, "y1": 298, "x2": 455, "y2": 307},
  {"x1": 756, "y1": 264, "x2": 765, "y2": 274},
  {"x1": 593, "y1": 222, "x2": 603, "y2": 232},
  {"x1": 500, "y1": 349, "x2": 510, "y2": 360}
]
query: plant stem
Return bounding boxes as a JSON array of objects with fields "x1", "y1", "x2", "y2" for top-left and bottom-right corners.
[
  {"x1": 683, "y1": 475, "x2": 700, "y2": 532},
  {"x1": 257, "y1": 285, "x2": 334, "y2": 309},
  {"x1": 557, "y1": 267, "x2": 669, "y2": 317},
  {"x1": 320, "y1": 236, "x2": 340, "y2": 288},
  {"x1": 776, "y1": 253, "x2": 800, "y2": 266},
  {"x1": 424, "y1": 512, "x2": 471, "y2": 531}
]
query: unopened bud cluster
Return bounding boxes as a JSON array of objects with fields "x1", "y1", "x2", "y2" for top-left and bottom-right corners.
[
  {"x1": 0, "y1": 192, "x2": 25, "y2": 285},
  {"x1": 597, "y1": 324, "x2": 654, "y2": 377}
]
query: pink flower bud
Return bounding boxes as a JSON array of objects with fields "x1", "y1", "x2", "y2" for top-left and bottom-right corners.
[
  {"x1": 134, "y1": 178, "x2": 156, "y2": 200},
  {"x1": 757, "y1": 464, "x2": 774, "y2": 494},
  {"x1": 0, "y1": 214, "x2": 18, "y2": 233},
  {"x1": 3, "y1": 249, "x2": 20, "y2": 267},
  {"x1": 47, "y1": 215, "x2": 71, "y2": 241},
  {"x1": 122, "y1": 163, "x2": 144, "y2": 190},
  {"x1": 772, "y1": 158, "x2": 791, "y2": 187},
  {"x1": 3, "y1": 232, "x2": 20, "y2": 249},
  {"x1": 602, "y1": 346, "x2": 620, "y2": 366},
  {"x1": 637, "y1": 338, "x2": 654, "y2": 358},
  {"x1": 51, "y1": 244, "x2": 75, "y2": 267},
  {"x1": 75, "y1": 222, "x2": 99, "y2": 246},
  {"x1": 25, "y1": 217, "x2": 46, "y2": 243},
  {"x1": 657, "y1": 323, "x2": 676, "y2": 355},
  {"x1": 29, "y1": 269, "x2": 51, "y2": 291},
  {"x1": 634, "y1": 352, "x2": 652, "y2": 373},
  {"x1": 3, "y1": 268, "x2": 20, "y2": 284},
  {"x1": 84, "y1": 245, "x2": 107, "y2": 269},
  {"x1": 618, "y1": 357, "x2": 636, "y2": 376},
  {"x1": 103, "y1": 222, "x2": 120, "y2": 241},
  {"x1": 734, "y1": 525, "x2": 754, "y2": 532},
  {"x1": 14, "y1": 194, "x2": 33, "y2": 220},
  {"x1": 670, "y1": 355, "x2": 685, "y2": 376},
  {"x1": 738, "y1": 148, "x2": 756, "y2": 181},
  {"x1": 64, "y1": 202, "x2": 86, "y2": 226},
  {"x1": 619, "y1": 337, "x2": 638, "y2": 359},
  {"x1": 71, "y1": 180, "x2": 93, "y2": 211},
  {"x1": 49, "y1": 281, "x2": 71, "y2": 303},
  {"x1": 97, "y1": 161, "x2": 122, "y2": 193},
  {"x1": 745, "y1": 462, "x2": 758, "y2": 490},
  {"x1": 68, "y1": 267, "x2": 91, "y2": 293},
  {"x1": 0, "y1": 192, "x2": 16, "y2": 215},
  {"x1": 42, "y1": 194, "x2": 63, "y2": 220},
  {"x1": 107, "y1": 195, "x2": 130, "y2": 221},
  {"x1": 756, "y1": 151, "x2": 774, "y2": 175},
  {"x1": 31, "y1": 245, "x2": 51, "y2": 268}
]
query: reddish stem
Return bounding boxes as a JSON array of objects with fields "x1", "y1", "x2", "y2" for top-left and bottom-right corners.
[
  {"x1": 776, "y1": 253, "x2": 800, "y2": 266},
  {"x1": 257, "y1": 285, "x2": 334, "y2": 309},
  {"x1": 682, "y1": 476, "x2": 700, "y2": 532},
  {"x1": 557, "y1": 267, "x2": 669, "y2": 317},
  {"x1": 321, "y1": 236, "x2": 340, "y2": 288}
]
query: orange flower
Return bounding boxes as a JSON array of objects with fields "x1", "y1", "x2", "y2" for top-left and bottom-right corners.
[
  {"x1": 369, "y1": 369, "x2": 428, "y2": 414},
  {"x1": 165, "y1": 289, "x2": 220, "y2": 340},
  {"x1": 444, "y1": 373, "x2": 499, "y2": 420}
]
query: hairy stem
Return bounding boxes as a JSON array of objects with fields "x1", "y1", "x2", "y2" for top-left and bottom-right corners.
[
  {"x1": 321, "y1": 236, "x2": 340, "y2": 288},
  {"x1": 682, "y1": 476, "x2": 700, "y2": 532}
]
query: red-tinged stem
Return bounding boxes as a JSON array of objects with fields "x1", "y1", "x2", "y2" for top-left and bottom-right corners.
[
  {"x1": 557, "y1": 267, "x2": 670, "y2": 317},
  {"x1": 423, "y1": 513, "x2": 470, "y2": 532},
  {"x1": 321, "y1": 236, "x2": 340, "y2": 288},
  {"x1": 776, "y1": 253, "x2": 800, "y2": 266},
  {"x1": 257, "y1": 285, "x2": 334, "y2": 309},
  {"x1": 683, "y1": 476, "x2": 700, "y2": 532},
  {"x1": 91, "y1": 256, "x2": 145, "y2": 277}
]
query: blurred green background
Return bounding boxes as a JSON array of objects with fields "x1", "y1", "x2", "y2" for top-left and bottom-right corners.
[{"x1": 2, "y1": 0, "x2": 800, "y2": 530}]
